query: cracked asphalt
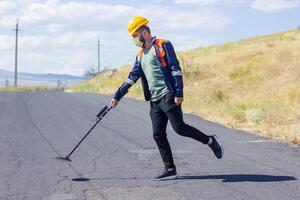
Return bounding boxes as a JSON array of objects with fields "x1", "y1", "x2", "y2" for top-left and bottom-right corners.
[{"x1": 0, "y1": 91, "x2": 299, "y2": 200}]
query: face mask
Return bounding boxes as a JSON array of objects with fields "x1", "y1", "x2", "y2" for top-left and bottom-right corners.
[
  {"x1": 133, "y1": 37, "x2": 144, "y2": 48},
  {"x1": 132, "y1": 32, "x2": 145, "y2": 48}
]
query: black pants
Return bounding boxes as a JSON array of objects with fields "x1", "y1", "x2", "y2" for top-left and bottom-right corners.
[{"x1": 150, "y1": 93, "x2": 210, "y2": 169}]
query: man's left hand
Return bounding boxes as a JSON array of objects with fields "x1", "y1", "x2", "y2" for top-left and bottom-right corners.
[{"x1": 174, "y1": 97, "x2": 184, "y2": 105}]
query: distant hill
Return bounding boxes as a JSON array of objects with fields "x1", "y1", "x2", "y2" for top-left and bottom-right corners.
[
  {"x1": 68, "y1": 29, "x2": 300, "y2": 145},
  {"x1": 0, "y1": 69, "x2": 86, "y2": 86}
]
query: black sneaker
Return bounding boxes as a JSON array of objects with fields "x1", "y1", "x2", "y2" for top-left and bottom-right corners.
[
  {"x1": 153, "y1": 168, "x2": 177, "y2": 181},
  {"x1": 208, "y1": 134, "x2": 224, "y2": 159}
]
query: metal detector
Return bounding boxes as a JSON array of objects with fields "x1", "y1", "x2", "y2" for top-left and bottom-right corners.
[{"x1": 54, "y1": 105, "x2": 112, "y2": 162}]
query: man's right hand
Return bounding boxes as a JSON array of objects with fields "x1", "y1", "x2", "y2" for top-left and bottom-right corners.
[{"x1": 110, "y1": 99, "x2": 119, "y2": 108}]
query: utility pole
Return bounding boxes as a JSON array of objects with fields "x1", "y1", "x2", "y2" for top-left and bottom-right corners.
[
  {"x1": 97, "y1": 38, "x2": 100, "y2": 73},
  {"x1": 14, "y1": 19, "x2": 19, "y2": 86}
]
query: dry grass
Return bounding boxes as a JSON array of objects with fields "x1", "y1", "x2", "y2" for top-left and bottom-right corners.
[
  {"x1": 67, "y1": 67, "x2": 145, "y2": 101},
  {"x1": 68, "y1": 29, "x2": 300, "y2": 145},
  {"x1": 0, "y1": 85, "x2": 61, "y2": 91}
]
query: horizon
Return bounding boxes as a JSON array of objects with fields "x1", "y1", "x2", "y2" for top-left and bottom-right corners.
[
  {"x1": 0, "y1": 0, "x2": 299, "y2": 76},
  {"x1": 0, "y1": 68, "x2": 86, "y2": 77}
]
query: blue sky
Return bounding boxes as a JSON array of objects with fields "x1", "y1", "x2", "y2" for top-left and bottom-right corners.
[{"x1": 0, "y1": 0, "x2": 299, "y2": 76}]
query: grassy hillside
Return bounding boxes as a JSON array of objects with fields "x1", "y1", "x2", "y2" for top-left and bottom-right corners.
[{"x1": 68, "y1": 29, "x2": 300, "y2": 145}]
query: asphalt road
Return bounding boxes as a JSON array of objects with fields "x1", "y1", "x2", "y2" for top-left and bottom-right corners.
[{"x1": 0, "y1": 91, "x2": 299, "y2": 200}]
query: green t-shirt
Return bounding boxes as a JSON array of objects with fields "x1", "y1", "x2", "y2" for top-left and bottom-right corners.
[{"x1": 141, "y1": 45, "x2": 169, "y2": 102}]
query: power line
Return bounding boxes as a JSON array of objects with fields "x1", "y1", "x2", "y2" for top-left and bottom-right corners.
[
  {"x1": 97, "y1": 38, "x2": 101, "y2": 73},
  {"x1": 14, "y1": 19, "x2": 19, "y2": 86}
]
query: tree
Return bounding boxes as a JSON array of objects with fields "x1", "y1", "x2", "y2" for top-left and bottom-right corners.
[{"x1": 85, "y1": 68, "x2": 98, "y2": 78}]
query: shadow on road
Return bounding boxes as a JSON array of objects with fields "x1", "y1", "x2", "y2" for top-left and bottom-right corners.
[
  {"x1": 72, "y1": 177, "x2": 152, "y2": 182},
  {"x1": 72, "y1": 174, "x2": 297, "y2": 183},
  {"x1": 176, "y1": 174, "x2": 297, "y2": 182}
]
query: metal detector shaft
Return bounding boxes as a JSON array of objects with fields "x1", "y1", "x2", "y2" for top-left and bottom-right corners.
[{"x1": 65, "y1": 105, "x2": 112, "y2": 159}]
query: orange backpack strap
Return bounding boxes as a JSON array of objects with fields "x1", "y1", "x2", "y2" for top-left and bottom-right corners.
[
  {"x1": 155, "y1": 38, "x2": 167, "y2": 68},
  {"x1": 136, "y1": 39, "x2": 167, "y2": 67},
  {"x1": 137, "y1": 48, "x2": 144, "y2": 63}
]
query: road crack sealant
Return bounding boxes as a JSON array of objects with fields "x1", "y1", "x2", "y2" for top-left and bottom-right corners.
[
  {"x1": 1, "y1": 95, "x2": 42, "y2": 199},
  {"x1": 23, "y1": 92, "x2": 109, "y2": 200},
  {"x1": 51, "y1": 91, "x2": 150, "y2": 150}
]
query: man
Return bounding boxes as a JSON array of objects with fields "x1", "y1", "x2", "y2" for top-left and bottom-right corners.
[{"x1": 111, "y1": 16, "x2": 224, "y2": 181}]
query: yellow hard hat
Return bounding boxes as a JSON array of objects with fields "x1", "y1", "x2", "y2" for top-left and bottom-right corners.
[{"x1": 128, "y1": 16, "x2": 149, "y2": 36}]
